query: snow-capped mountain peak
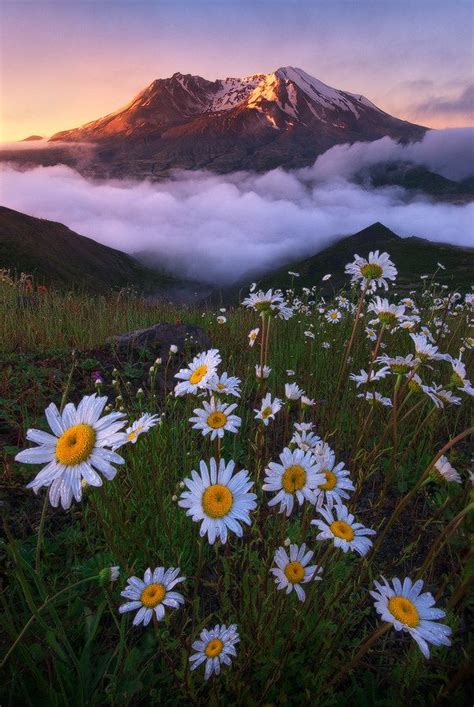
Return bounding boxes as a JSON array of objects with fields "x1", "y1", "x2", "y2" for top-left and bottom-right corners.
[{"x1": 49, "y1": 66, "x2": 426, "y2": 176}]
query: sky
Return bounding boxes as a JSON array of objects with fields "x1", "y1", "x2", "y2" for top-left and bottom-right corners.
[{"x1": 0, "y1": 0, "x2": 473, "y2": 141}]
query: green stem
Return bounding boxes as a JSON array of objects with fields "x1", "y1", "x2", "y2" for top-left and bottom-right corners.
[
  {"x1": 370, "y1": 426, "x2": 473, "y2": 558},
  {"x1": 1, "y1": 576, "x2": 98, "y2": 669}
]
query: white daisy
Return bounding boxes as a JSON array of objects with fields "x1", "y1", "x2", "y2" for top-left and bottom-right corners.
[
  {"x1": 189, "y1": 624, "x2": 239, "y2": 680},
  {"x1": 174, "y1": 349, "x2": 221, "y2": 397},
  {"x1": 312, "y1": 504, "x2": 376, "y2": 556},
  {"x1": 370, "y1": 576, "x2": 451, "y2": 658},
  {"x1": 432, "y1": 455, "x2": 462, "y2": 484},
  {"x1": 189, "y1": 397, "x2": 241, "y2": 440},
  {"x1": 345, "y1": 250, "x2": 397, "y2": 292},
  {"x1": 248, "y1": 327, "x2": 260, "y2": 347},
  {"x1": 118, "y1": 567, "x2": 185, "y2": 626},
  {"x1": 179, "y1": 458, "x2": 256, "y2": 544},
  {"x1": 410, "y1": 334, "x2": 451, "y2": 363},
  {"x1": 254, "y1": 393, "x2": 282, "y2": 426},
  {"x1": 208, "y1": 372, "x2": 241, "y2": 398},
  {"x1": 376, "y1": 354, "x2": 418, "y2": 375},
  {"x1": 242, "y1": 289, "x2": 285, "y2": 315},
  {"x1": 357, "y1": 391, "x2": 393, "y2": 407},
  {"x1": 285, "y1": 382, "x2": 305, "y2": 400},
  {"x1": 301, "y1": 395, "x2": 316, "y2": 408},
  {"x1": 276, "y1": 303, "x2": 294, "y2": 320},
  {"x1": 314, "y1": 454, "x2": 355, "y2": 510},
  {"x1": 270, "y1": 543, "x2": 322, "y2": 602},
  {"x1": 290, "y1": 430, "x2": 322, "y2": 453},
  {"x1": 255, "y1": 364, "x2": 271, "y2": 379},
  {"x1": 450, "y1": 358, "x2": 474, "y2": 396},
  {"x1": 216, "y1": 316, "x2": 227, "y2": 324},
  {"x1": 15, "y1": 394, "x2": 126, "y2": 510},
  {"x1": 367, "y1": 297, "x2": 406, "y2": 328},
  {"x1": 112, "y1": 412, "x2": 161, "y2": 449},
  {"x1": 322, "y1": 273, "x2": 332, "y2": 281},
  {"x1": 263, "y1": 447, "x2": 324, "y2": 516},
  {"x1": 350, "y1": 367, "x2": 390, "y2": 387},
  {"x1": 326, "y1": 309, "x2": 342, "y2": 324},
  {"x1": 425, "y1": 384, "x2": 462, "y2": 408},
  {"x1": 294, "y1": 421, "x2": 315, "y2": 433}
]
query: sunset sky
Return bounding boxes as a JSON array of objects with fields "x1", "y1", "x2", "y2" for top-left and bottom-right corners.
[{"x1": 0, "y1": 0, "x2": 473, "y2": 142}]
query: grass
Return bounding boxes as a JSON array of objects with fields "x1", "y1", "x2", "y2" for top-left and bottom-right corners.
[{"x1": 0, "y1": 265, "x2": 473, "y2": 706}]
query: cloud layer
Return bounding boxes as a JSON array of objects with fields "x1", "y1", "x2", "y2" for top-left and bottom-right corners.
[{"x1": 0, "y1": 129, "x2": 473, "y2": 285}]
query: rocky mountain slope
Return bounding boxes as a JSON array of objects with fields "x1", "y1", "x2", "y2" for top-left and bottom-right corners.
[{"x1": 44, "y1": 67, "x2": 427, "y2": 176}]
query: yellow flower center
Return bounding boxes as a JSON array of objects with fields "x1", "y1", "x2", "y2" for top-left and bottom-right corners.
[
  {"x1": 330, "y1": 520, "x2": 355, "y2": 541},
  {"x1": 202, "y1": 484, "x2": 233, "y2": 518},
  {"x1": 360, "y1": 263, "x2": 383, "y2": 280},
  {"x1": 451, "y1": 372, "x2": 464, "y2": 387},
  {"x1": 284, "y1": 561, "x2": 305, "y2": 584},
  {"x1": 319, "y1": 470, "x2": 337, "y2": 491},
  {"x1": 261, "y1": 406, "x2": 273, "y2": 418},
  {"x1": 387, "y1": 596, "x2": 420, "y2": 628},
  {"x1": 190, "y1": 364, "x2": 208, "y2": 385},
  {"x1": 378, "y1": 312, "x2": 397, "y2": 326},
  {"x1": 216, "y1": 383, "x2": 226, "y2": 390},
  {"x1": 282, "y1": 465, "x2": 307, "y2": 493},
  {"x1": 331, "y1": 312, "x2": 339, "y2": 319},
  {"x1": 205, "y1": 638, "x2": 224, "y2": 658},
  {"x1": 140, "y1": 583, "x2": 166, "y2": 608},
  {"x1": 55, "y1": 423, "x2": 96, "y2": 466},
  {"x1": 392, "y1": 363, "x2": 410, "y2": 374},
  {"x1": 207, "y1": 411, "x2": 227, "y2": 429},
  {"x1": 127, "y1": 425, "x2": 143, "y2": 442}
]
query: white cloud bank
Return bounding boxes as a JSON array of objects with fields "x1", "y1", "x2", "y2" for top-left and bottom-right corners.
[{"x1": 0, "y1": 128, "x2": 473, "y2": 285}]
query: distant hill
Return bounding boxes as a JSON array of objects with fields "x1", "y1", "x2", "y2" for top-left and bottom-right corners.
[
  {"x1": 0, "y1": 206, "x2": 176, "y2": 293},
  {"x1": 257, "y1": 223, "x2": 474, "y2": 293},
  {"x1": 356, "y1": 163, "x2": 474, "y2": 204}
]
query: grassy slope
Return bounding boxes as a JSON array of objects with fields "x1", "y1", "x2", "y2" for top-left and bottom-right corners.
[
  {"x1": 0, "y1": 205, "x2": 177, "y2": 293},
  {"x1": 257, "y1": 222, "x2": 474, "y2": 293}
]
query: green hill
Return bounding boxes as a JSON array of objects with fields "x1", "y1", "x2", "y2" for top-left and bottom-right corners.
[
  {"x1": 257, "y1": 222, "x2": 474, "y2": 293},
  {"x1": 0, "y1": 205, "x2": 176, "y2": 293}
]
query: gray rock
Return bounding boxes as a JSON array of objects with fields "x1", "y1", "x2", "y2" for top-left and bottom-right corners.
[{"x1": 109, "y1": 322, "x2": 211, "y2": 356}]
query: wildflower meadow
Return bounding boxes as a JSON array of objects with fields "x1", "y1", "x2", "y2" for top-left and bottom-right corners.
[{"x1": 0, "y1": 255, "x2": 472, "y2": 705}]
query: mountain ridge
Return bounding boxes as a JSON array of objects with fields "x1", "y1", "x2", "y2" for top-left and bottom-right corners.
[
  {"x1": 38, "y1": 66, "x2": 427, "y2": 177},
  {"x1": 0, "y1": 206, "x2": 177, "y2": 294},
  {"x1": 2, "y1": 206, "x2": 471, "y2": 298},
  {"x1": 254, "y1": 222, "x2": 474, "y2": 293}
]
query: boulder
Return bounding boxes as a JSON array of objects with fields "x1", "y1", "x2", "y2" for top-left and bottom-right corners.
[{"x1": 109, "y1": 322, "x2": 211, "y2": 357}]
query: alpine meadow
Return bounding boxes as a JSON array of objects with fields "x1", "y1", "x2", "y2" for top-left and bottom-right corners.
[{"x1": 1, "y1": 253, "x2": 472, "y2": 704}]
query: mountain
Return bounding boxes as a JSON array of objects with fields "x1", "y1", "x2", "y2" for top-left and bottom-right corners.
[
  {"x1": 255, "y1": 222, "x2": 474, "y2": 293},
  {"x1": 0, "y1": 206, "x2": 177, "y2": 294},
  {"x1": 44, "y1": 67, "x2": 426, "y2": 177},
  {"x1": 21, "y1": 135, "x2": 44, "y2": 142},
  {"x1": 356, "y1": 162, "x2": 474, "y2": 204}
]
